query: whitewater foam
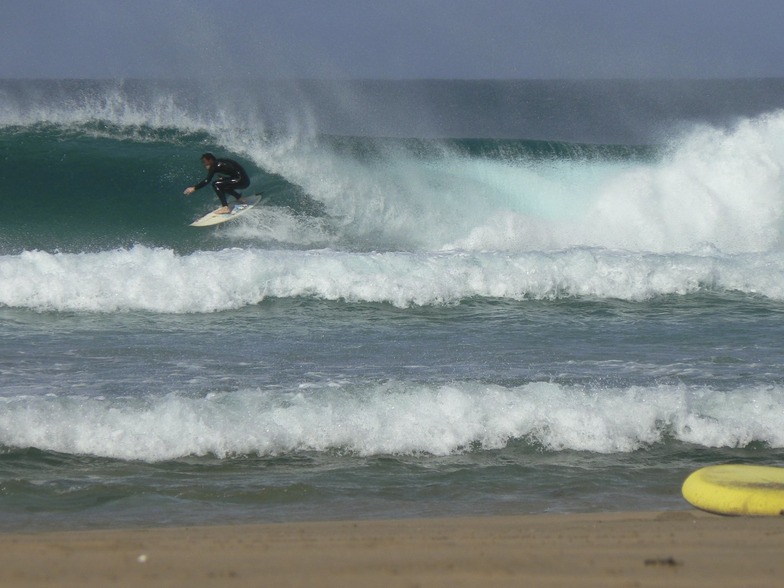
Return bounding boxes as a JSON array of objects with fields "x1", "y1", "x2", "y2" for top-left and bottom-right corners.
[
  {"x1": 219, "y1": 206, "x2": 338, "y2": 248},
  {"x1": 224, "y1": 111, "x2": 784, "y2": 254},
  {"x1": 4, "y1": 245, "x2": 784, "y2": 313},
  {"x1": 1, "y1": 382, "x2": 782, "y2": 461}
]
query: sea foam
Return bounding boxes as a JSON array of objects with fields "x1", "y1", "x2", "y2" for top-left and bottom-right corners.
[
  {"x1": 0, "y1": 382, "x2": 782, "y2": 461},
  {"x1": 2, "y1": 245, "x2": 784, "y2": 313}
]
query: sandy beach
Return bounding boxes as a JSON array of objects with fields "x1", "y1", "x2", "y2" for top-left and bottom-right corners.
[{"x1": 0, "y1": 511, "x2": 782, "y2": 587}]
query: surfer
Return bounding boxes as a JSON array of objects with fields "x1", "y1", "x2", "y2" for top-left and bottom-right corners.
[{"x1": 184, "y1": 153, "x2": 250, "y2": 214}]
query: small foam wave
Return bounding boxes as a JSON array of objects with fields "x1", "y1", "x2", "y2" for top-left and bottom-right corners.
[
  {"x1": 1, "y1": 382, "x2": 781, "y2": 461},
  {"x1": 2, "y1": 245, "x2": 784, "y2": 313}
]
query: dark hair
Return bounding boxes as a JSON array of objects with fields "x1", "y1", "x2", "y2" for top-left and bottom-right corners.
[{"x1": 200, "y1": 152, "x2": 216, "y2": 161}]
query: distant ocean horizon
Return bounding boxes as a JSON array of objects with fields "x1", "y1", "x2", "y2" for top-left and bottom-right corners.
[{"x1": 2, "y1": 78, "x2": 784, "y2": 531}]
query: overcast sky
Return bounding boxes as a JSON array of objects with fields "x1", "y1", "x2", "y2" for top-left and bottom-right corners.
[{"x1": 3, "y1": 0, "x2": 784, "y2": 79}]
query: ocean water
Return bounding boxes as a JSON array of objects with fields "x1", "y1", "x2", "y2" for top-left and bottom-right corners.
[{"x1": 2, "y1": 79, "x2": 784, "y2": 531}]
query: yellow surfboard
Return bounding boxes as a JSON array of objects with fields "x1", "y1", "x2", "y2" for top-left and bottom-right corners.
[{"x1": 682, "y1": 464, "x2": 784, "y2": 516}]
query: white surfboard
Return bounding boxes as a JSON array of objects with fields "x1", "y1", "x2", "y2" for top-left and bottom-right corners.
[{"x1": 190, "y1": 195, "x2": 263, "y2": 227}]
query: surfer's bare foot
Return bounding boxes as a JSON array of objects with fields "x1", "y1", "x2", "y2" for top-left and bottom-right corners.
[{"x1": 215, "y1": 206, "x2": 230, "y2": 214}]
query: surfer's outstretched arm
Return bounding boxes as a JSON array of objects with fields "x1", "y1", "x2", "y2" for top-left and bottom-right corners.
[{"x1": 184, "y1": 153, "x2": 218, "y2": 196}]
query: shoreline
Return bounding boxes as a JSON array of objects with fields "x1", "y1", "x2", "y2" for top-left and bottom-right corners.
[{"x1": 1, "y1": 510, "x2": 783, "y2": 587}]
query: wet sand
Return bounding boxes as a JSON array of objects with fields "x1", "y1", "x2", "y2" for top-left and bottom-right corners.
[{"x1": 1, "y1": 511, "x2": 783, "y2": 587}]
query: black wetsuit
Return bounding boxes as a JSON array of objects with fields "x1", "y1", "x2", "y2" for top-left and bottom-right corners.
[{"x1": 194, "y1": 159, "x2": 250, "y2": 207}]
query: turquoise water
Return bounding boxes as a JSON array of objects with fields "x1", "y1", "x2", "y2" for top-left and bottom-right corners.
[{"x1": 2, "y1": 79, "x2": 784, "y2": 530}]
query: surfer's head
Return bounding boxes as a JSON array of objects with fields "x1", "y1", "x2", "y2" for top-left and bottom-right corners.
[{"x1": 200, "y1": 152, "x2": 216, "y2": 168}]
